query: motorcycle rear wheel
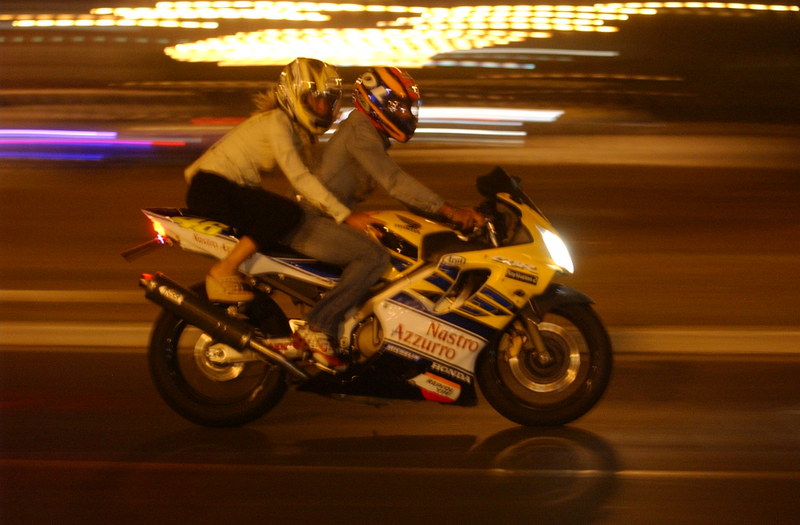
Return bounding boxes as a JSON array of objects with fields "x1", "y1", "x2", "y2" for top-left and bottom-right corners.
[
  {"x1": 477, "y1": 302, "x2": 612, "y2": 426},
  {"x1": 148, "y1": 284, "x2": 289, "y2": 427}
]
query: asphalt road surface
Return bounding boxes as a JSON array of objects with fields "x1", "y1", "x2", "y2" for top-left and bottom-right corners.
[
  {"x1": 1, "y1": 350, "x2": 799, "y2": 524},
  {"x1": 2, "y1": 128, "x2": 800, "y2": 524}
]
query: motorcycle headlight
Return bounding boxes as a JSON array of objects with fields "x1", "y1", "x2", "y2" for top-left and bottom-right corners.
[{"x1": 537, "y1": 226, "x2": 574, "y2": 274}]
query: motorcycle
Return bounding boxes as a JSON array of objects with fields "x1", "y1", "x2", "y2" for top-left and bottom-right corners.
[{"x1": 124, "y1": 167, "x2": 612, "y2": 428}]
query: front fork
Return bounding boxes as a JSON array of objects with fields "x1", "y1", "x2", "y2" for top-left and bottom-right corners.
[
  {"x1": 506, "y1": 308, "x2": 552, "y2": 365},
  {"x1": 506, "y1": 283, "x2": 595, "y2": 363}
]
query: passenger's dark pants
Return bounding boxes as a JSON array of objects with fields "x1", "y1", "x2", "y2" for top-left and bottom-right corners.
[{"x1": 186, "y1": 171, "x2": 303, "y2": 249}]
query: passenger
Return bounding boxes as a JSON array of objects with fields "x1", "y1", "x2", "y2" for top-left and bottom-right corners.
[
  {"x1": 289, "y1": 66, "x2": 483, "y2": 371},
  {"x1": 184, "y1": 57, "x2": 343, "y2": 303}
]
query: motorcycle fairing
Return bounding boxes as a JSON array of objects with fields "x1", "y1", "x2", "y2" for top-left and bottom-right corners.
[
  {"x1": 385, "y1": 291, "x2": 496, "y2": 341},
  {"x1": 297, "y1": 348, "x2": 480, "y2": 407},
  {"x1": 142, "y1": 208, "x2": 343, "y2": 287},
  {"x1": 361, "y1": 291, "x2": 501, "y2": 403},
  {"x1": 302, "y1": 289, "x2": 496, "y2": 405},
  {"x1": 408, "y1": 372, "x2": 462, "y2": 403},
  {"x1": 377, "y1": 297, "x2": 488, "y2": 374},
  {"x1": 244, "y1": 256, "x2": 342, "y2": 285}
]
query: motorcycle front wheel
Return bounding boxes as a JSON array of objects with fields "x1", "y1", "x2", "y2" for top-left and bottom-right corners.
[
  {"x1": 477, "y1": 302, "x2": 612, "y2": 426},
  {"x1": 148, "y1": 284, "x2": 289, "y2": 427}
]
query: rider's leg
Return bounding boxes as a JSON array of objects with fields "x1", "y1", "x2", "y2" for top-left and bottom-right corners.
[
  {"x1": 288, "y1": 212, "x2": 389, "y2": 368},
  {"x1": 209, "y1": 235, "x2": 257, "y2": 279},
  {"x1": 187, "y1": 171, "x2": 303, "y2": 303},
  {"x1": 206, "y1": 235, "x2": 258, "y2": 302}
]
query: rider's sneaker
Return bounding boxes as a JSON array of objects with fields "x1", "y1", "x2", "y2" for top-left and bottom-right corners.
[
  {"x1": 295, "y1": 325, "x2": 346, "y2": 372},
  {"x1": 206, "y1": 274, "x2": 254, "y2": 303}
]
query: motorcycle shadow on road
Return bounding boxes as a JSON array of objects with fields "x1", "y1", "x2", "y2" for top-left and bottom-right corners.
[{"x1": 105, "y1": 425, "x2": 619, "y2": 524}]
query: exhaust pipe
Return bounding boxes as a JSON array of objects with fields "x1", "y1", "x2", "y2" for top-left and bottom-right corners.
[{"x1": 139, "y1": 272, "x2": 309, "y2": 381}]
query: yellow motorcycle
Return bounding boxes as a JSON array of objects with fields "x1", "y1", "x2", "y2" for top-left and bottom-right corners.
[{"x1": 127, "y1": 167, "x2": 612, "y2": 427}]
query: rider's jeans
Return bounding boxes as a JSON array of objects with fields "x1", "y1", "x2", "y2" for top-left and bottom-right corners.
[{"x1": 287, "y1": 209, "x2": 390, "y2": 338}]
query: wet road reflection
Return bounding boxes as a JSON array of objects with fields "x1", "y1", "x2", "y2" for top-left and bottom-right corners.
[
  {"x1": 2, "y1": 349, "x2": 799, "y2": 524},
  {"x1": 108, "y1": 426, "x2": 619, "y2": 522}
]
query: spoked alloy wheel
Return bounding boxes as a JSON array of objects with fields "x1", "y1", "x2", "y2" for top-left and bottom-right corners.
[
  {"x1": 193, "y1": 333, "x2": 246, "y2": 382},
  {"x1": 506, "y1": 321, "x2": 583, "y2": 398},
  {"x1": 148, "y1": 284, "x2": 289, "y2": 427},
  {"x1": 477, "y1": 302, "x2": 612, "y2": 426}
]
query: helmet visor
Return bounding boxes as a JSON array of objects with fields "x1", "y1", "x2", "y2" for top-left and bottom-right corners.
[
  {"x1": 308, "y1": 90, "x2": 342, "y2": 116},
  {"x1": 385, "y1": 94, "x2": 419, "y2": 135},
  {"x1": 303, "y1": 80, "x2": 342, "y2": 127}
]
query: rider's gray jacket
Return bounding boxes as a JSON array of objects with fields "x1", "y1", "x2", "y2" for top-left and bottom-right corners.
[
  {"x1": 184, "y1": 109, "x2": 351, "y2": 222},
  {"x1": 304, "y1": 109, "x2": 444, "y2": 221}
]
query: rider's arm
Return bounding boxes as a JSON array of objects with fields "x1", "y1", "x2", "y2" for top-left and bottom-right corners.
[
  {"x1": 266, "y1": 111, "x2": 351, "y2": 223},
  {"x1": 345, "y1": 115, "x2": 481, "y2": 229},
  {"x1": 344, "y1": 114, "x2": 445, "y2": 215},
  {"x1": 438, "y1": 203, "x2": 483, "y2": 231}
]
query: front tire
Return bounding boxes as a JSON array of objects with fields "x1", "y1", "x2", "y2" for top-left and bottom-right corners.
[
  {"x1": 477, "y1": 302, "x2": 612, "y2": 426},
  {"x1": 148, "y1": 284, "x2": 290, "y2": 427}
]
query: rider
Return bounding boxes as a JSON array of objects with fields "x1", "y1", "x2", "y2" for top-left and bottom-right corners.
[
  {"x1": 184, "y1": 57, "x2": 343, "y2": 303},
  {"x1": 289, "y1": 66, "x2": 483, "y2": 371}
]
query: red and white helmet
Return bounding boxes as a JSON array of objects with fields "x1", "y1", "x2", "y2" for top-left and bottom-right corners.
[{"x1": 353, "y1": 67, "x2": 420, "y2": 143}]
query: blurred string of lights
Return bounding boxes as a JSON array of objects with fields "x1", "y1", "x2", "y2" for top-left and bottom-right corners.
[
  {"x1": 0, "y1": 129, "x2": 188, "y2": 161},
  {"x1": 335, "y1": 106, "x2": 562, "y2": 144},
  {"x1": 0, "y1": 105, "x2": 563, "y2": 162},
  {"x1": 2, "y1": 2, "x2": 796, "y2": 156},
  {"x1": 0, "y1": 129, "x2": 186, "y2": 146},
  {"x1": 3, "y1": 2, "x2": 798, "y2": 67}
]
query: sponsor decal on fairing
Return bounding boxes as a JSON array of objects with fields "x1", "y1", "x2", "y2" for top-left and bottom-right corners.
[
  {"x1": 377, "y1": 299, "x2": 487, "y2": 373},
  {"x1": 491, "y1": 255, "x2": 538, "y2": 274},
  {"x1": 440, "y1": 254, "x2": 466, "y2": 267},
  {"x1": 394, "y1": 214, "x2": 422, "y2": 232},
  {"x1": 192, "y1": 232, "x2": 233, "y2": 254},
  {"x1": 506, "y1": 268, "x2": 538, "y2": 285},
  {"x1": 409, "y1": 372, "x2": 461, "y2": 403}
]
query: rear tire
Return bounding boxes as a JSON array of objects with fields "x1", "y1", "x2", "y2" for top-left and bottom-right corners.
[
  {"x1": 148, "y1": 284, "x2": 290, "y2": 427},
  {"x1": 477, "y1": 302, "x2": 612, "y2": 426}
]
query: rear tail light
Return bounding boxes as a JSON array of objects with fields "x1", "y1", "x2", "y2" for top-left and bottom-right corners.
[{"x1": 150, "y1": 219, "x2": 167, "y2": 243}]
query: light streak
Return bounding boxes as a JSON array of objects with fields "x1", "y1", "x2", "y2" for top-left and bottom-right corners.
[
  {"x1": 0, "y1": 129, "x2": 118, "y2": 139},
  {"x1": 0, "y1": 138, "x2": 185, "y2": 147},
  {"x1": 415, "y1": 128, "x2": 527, "y2": 137},
  {"x1": 0, "y1": 152, "x2": 106, "y2": 161},
  {"x1": 0, "y1": 129, "x2": 186, "y2": 147},
  {"x1": 5, "y1": 2, "x2": 795, "y2": 68},
  {"x1": 419, "y1": 107, "x2": 564, "y2": 123}
]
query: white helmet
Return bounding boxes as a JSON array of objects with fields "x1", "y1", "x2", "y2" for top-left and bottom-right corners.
[{"x1": 276, "y1": 57, "x2": 343, "y2": 134}]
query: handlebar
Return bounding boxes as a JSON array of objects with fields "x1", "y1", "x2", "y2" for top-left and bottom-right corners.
[{"x1": 484, "y1": 218, "x2": 500, "y2": 248}]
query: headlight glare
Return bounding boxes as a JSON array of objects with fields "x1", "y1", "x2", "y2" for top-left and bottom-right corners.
[{"x1": 538, "y1": 226, "x2": 574, "y2": 274}]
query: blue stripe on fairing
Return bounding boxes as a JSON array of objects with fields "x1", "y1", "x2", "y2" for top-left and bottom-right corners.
[
  {"x1": 469, "y1": 296, "x2": 500, "y2": 314},
  {"x1": 425, "y1": 274, "x2": 453, "y2": 291},
  {"x1": 459, "y1": 305, "x2": 486, "y2": 316},
  {"x1": 481, "y1": 286, "x2": 514, "y2": 309},
  {"x1": 390, "y1": 293, "x2": 496, "y2": 340},
  {"x1": 276, "y1": 259, "x2": 342, "y2": 280},
  {"x1": 391, "y1": 257, "x2": 412, "y2": 271},
  {"x1": 437, "y1": 264, "x2": 460, "y2": 280}
]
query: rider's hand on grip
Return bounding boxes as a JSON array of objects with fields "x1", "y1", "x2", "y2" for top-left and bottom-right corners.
[
  {"x1": 344, "y1": 211, "x2": 385, "y2": 239},
  {"x1": 440, "y1": 203, "x2": 485, "y2": 233}
]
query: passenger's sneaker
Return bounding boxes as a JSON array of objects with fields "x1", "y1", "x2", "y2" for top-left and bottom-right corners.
[
  {"x1": 206, "y1": 273, "x2": 254, "y2": 303},
  {"x1": 295, "y1": 325, "x2": 346, "y2": 372}
]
